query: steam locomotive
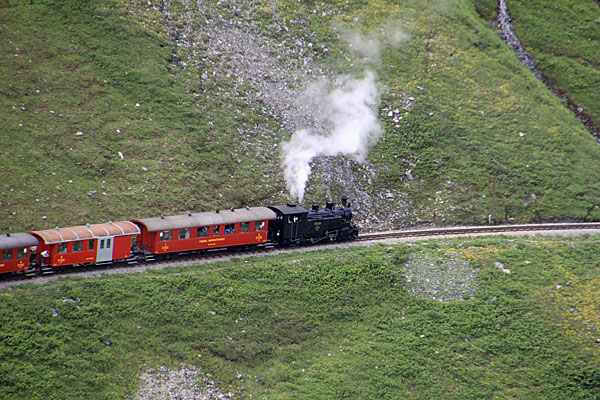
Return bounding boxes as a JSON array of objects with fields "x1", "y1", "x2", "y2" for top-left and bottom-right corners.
[{"x1": 0, "y1": 198, "x2": 358, "y2": 275}]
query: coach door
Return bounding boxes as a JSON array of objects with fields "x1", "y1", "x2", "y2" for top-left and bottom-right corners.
[{"x1": 97, "y1": 236, "x2": 115, "y2": 262}]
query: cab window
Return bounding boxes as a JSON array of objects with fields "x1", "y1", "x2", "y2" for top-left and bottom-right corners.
[
  {"x1": 197, "y1": 226, "x2": 209, "y2": 237},
  {"x1": 179, "y1": 228, "x2": 190, "y2": 240},
  {"x1": 159, "y1": 231, "x2": 172, "y2": 241},
  {"x1": 254, "y1": 221, "x2": 265, "y2": 231},
  {"x1": 1, "y1": 249, "x2": 12, "y2": 260}
]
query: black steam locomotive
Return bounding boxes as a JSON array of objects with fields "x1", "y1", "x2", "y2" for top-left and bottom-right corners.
[{"x1": 268, "y1": 197, "x2": 358, "y2": 245}]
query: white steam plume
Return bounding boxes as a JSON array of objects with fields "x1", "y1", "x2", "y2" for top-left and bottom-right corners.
[{"x1": 281, "y1": 70, "x2": 382, "y2": 202}]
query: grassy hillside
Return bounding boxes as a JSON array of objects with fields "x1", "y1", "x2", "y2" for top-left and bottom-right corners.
[
  {"x1": 1, "y1": 235, "x2": 600, "y2": 399},
  {"x1": 505, "y1": 0, "x2": 600, "y2": 129},
  {"x1": 0, "y1": 0, "x2": 277, "y2": 232},
  {"x1": 1, "y1": 0, "x2": 599, "y2": 233}
]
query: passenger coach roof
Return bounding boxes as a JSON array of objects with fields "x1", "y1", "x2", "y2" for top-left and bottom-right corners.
[
  {"x1": 133, "y1": 207, "x2": 276, "y2": 232},
  {"x1": 0, "y1": 232, "x2": 38, "y2": 250},
  {"x1": 30, "y1": 221, "x2": 140, "y2": 244}
]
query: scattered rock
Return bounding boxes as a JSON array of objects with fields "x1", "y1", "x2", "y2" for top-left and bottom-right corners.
[
  {"x1": 403, "y1": 252, "x2": 478, "y2": 302},
  {"x1": 135, "y1": 365, "x2": 233, "y2": 400},
  {"x1": 494, "y1": 262, "x2": 511, "y2": 274},
  {"x1": 137, "y1": 0, "x2": 411, "y2": 231}
]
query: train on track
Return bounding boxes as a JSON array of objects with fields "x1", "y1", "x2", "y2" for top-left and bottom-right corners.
[{"x1": 0, "y1": 198, "x2": 358, "y2": 276}]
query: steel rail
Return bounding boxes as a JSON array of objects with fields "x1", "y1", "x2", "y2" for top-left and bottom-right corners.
[{"x1": 356, "y1": 223, "x2": 600, "y2": 242}]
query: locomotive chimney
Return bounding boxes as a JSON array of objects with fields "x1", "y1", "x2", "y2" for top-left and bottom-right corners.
[
  {"x1": 341, "y1": 197, "x2": 348, "y2": 207},
  {"x1": 326, "y1": 201, "x2": 334, "y2": 210},
  {"x1": 312, "y1": 203, "x2": 319, "y2": 212}
]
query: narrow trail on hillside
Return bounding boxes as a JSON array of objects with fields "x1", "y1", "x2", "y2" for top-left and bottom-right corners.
[{"x1": 496, "y1": 0, "x2": 600, "y2": 143}]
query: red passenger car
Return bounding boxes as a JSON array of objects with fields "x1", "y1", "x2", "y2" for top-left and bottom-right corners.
[
  {"x1": 0, "y1": 233, "x2": 39, "y2": 273},
  {"x1": 30, "y1": 221, "x2": 140, "y2": 267},
  {"x1": 132, "y1": 207, "x2": 277, "y2": 255}
]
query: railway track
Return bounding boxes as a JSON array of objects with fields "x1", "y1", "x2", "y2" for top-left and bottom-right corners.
[
  {"x1": 2, "y1": 223, "x2": 600, "y2": 288},
  {"x1": 356, "y1": 222, "x2": 600, "y2": 242}
]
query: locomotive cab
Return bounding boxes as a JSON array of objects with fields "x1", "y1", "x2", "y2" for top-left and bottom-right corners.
[{"x1": 267, "y1": 204, "x2": 309, "y2": 245}]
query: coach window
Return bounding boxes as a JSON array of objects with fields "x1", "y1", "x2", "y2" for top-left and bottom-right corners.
[
  {"x1": 2, "y1": 249, "x2": 11, "y2": 261},
  {"x1": 73, "y1": 241, "x2": 83, "y2": 252},
  {"x1": 159, "y1": 231, "x2": 172, "y2": 241},
  {"x1": 57, "y1": 243, "x2": 68, "y2": 254},
  {"x1": 240, "y1": 222, "x2": 250, "y2": 233},
  {"x1": 17, "y1": 248, "x2": 28, "y2": 259},
  {"x1": 213, "y1": 225, "x2": 220, "y2": 236},
  {"x1": 255, "y1": 221, "x2": 265, "y2": 231},
  {"x1": 88, "y1": 240, "x2": 95, "y2": 250},
  {"x1": 225, "y1": 224, "x2": 235, "y2": 234},
  {"x1": 197, "y1": 226, "x2": 209, "y2": 237},
  {"x1": 179, "y1": 228, "x2": 191, "y2": 240}
]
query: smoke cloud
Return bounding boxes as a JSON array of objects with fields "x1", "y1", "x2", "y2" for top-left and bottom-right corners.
[
  {"x1": 281, "y1": 24, "x2": 408, "y2": 202},
  {"x1": 281, "y1": 70, "x2": 382, "y2": 202}
]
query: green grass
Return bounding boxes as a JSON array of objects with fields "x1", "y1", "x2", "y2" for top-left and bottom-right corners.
[
  {"x1": 504, "y1": 0, "x2": 600, "y2": 129},
  {"x1": 1, "y1": 235, "x2": 600, "y2": 399},
  {"x1": 472, "y1": 0, "x2": 600, "y2": 130},
  {"x1": 1, "y1": 0, "x2": 600, "y2": 233},
  {"x1": 0, "y1": 0, "x2": 285, "y2": 232}
]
